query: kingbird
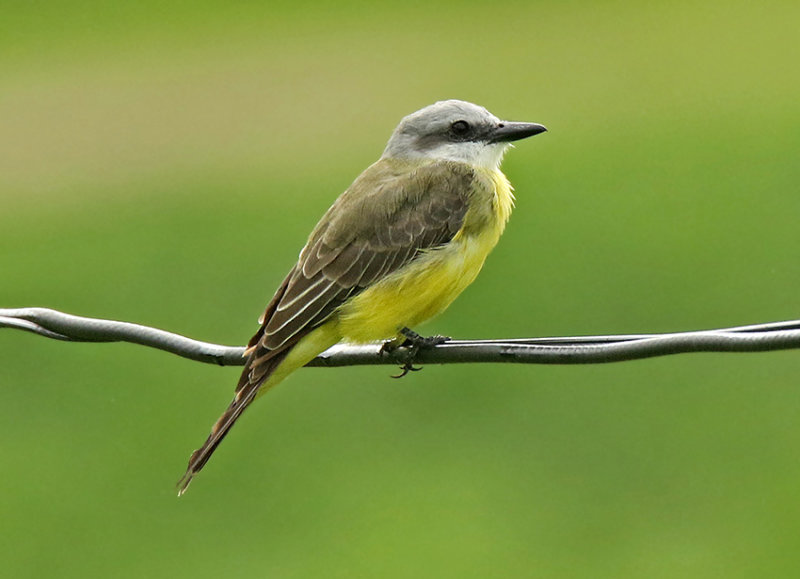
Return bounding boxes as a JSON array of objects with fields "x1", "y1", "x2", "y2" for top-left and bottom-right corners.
[{"x1": 178, "y1": 100, "x2": 546, "y2": 494}]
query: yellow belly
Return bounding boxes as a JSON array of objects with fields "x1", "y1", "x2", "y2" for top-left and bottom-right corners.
[{"x1": 335, "y1": 167, "x2": 513, "y2": 343}]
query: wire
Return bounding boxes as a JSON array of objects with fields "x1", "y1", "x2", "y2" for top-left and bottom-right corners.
[{"x1": 3, "y1": 307, "x2": 799, "y2": 369}]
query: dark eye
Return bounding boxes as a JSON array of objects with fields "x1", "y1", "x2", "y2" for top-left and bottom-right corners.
[{"x1": 450, "y1": 120, "x2": 470, "y2": 136}]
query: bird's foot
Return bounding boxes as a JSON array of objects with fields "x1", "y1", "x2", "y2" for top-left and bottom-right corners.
[
  {"x1": 399, "y1": 327, "x2": 451, "y2": 349},
  {"x1": 381, "y1": 327, "x2": 451, "y2": 378}
]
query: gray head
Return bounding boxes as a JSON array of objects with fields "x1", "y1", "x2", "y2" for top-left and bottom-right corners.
[{"x1": 382, "y1": 99, "x2": 546, "y2": 169}]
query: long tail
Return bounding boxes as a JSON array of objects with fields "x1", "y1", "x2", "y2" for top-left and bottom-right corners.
[
  {"x1": 176, "y1": 322, "x2": 340, "y2": 495},
  {"x1": 176, "y1": 348, "x2": 289, "y2": 495}
]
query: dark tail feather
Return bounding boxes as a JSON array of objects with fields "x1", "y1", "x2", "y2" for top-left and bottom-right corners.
[{"x1": 176, "y1": 348, "x2": 289, "y2": 495}]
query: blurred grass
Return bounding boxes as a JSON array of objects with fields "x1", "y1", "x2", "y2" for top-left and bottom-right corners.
[{"x1": 2, "y1": 1, "x2": 800, "y2": 577}]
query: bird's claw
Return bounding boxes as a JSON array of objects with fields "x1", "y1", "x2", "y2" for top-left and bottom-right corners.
[
  {"x1": 399, "y1": 327, "x2": 451, "y2": 349},
  {"x1": 382, "y1": 327, "x2": 451, "y2": 378},
  {"x1": 391, "y1": 362, "x2": 423, "y2": 379}
]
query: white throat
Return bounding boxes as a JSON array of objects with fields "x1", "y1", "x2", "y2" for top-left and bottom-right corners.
[{"x1": 385, "y1": 141, "x2": 511, "y2": 171}]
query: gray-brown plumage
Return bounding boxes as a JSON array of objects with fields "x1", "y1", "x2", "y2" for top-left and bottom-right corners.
[
  {"x1": 177, "y1": 160, "x2": 473, "y2": 493},
  {"x1": 177, "y1": 100, "x2": 546, "y2": 494}
]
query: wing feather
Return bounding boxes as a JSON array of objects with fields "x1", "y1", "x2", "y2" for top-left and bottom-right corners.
[
  {"x1": 264, "y1": 280, "x2": 348, "y2": 348},
  {"x1": 274, "y1": 274, "x2": 329, "y2": 313},
  {"x1": 178, "y1": 160, "x2": 478, "y2": 493},
  {"x1": 257, "y1": 160, "x2": 474, "y2": 353}
]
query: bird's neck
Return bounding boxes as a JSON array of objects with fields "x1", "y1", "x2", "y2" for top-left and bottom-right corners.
[{"x1": 483, "y1": 167, "x2": 515, "y2": 227}]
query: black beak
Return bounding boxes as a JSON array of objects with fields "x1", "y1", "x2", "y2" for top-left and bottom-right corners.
[{"x1": 489, "y1": 121, "x2": 548, "y2": 143}]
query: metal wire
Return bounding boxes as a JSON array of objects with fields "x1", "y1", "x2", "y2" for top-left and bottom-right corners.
[{"x1": 3, "y1": 307, "x2": 799, "y2": 369}]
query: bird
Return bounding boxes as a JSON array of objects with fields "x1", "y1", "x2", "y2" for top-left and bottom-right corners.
[{"x1": 177, "y1": 99, "x2": 546, "y2": 494}]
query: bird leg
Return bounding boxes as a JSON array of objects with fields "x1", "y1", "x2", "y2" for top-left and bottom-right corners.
[
  {"x1": 380, "y1": 327, "x2": 451, "y2": 378},
  {"x1": 399, "y1": 327, "x2": 451, "y2": 348}
]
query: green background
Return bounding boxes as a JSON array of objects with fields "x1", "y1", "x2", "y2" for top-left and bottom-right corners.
[{"x1": 2, "y1": 1, "x2": 799, "y2": 577}]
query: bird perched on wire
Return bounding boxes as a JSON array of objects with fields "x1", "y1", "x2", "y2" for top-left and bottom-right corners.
[{"x1": 178, "y1": 99, "x2": 546, "y2": 494}]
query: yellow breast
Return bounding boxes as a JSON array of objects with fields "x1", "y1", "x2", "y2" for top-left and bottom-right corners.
[{"x1": 335, "y1": 168, "x2": 514, "y2": 343}]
